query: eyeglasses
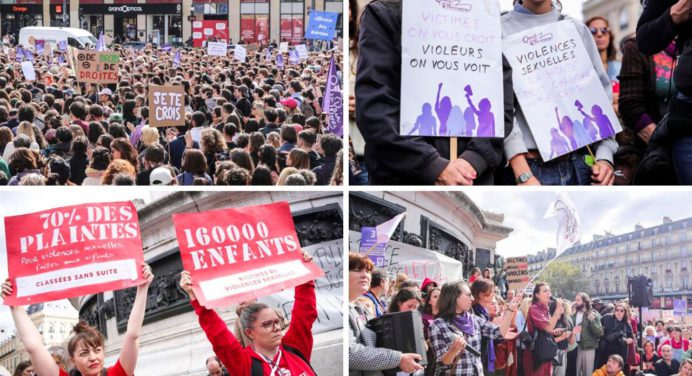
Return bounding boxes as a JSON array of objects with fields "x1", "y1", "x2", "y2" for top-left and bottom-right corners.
[
  {"x1": 257, "y1": 318, "x2": 284, "y2": 331},
  {"x1": 589, "y1": 27, "x2": 610, "y2": 36},
  {"x1": 615, "y1": 309, "x2": 625, "y2": 312}
]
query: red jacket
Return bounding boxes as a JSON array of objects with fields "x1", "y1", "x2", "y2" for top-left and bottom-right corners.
[{"x1": 192, "y1": 281, "x2": 318, "y2": 376}]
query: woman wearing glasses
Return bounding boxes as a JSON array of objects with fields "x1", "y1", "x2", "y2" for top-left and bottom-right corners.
[
  {"x1": 595, "y1": 302, "x2": 634, "y2": 369},
  {"x1": 179, "y1": 251, "x2": 317, "y2": 376},
  {"x1": 586, "y1": 17, "x2": 621, "y2": 84}
]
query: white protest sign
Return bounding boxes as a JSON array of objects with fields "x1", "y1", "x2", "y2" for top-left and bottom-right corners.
[
  {"x1": 400, "y1": 0, "x2": 504, "y2": 138},
  {"x1": 21, "y1": 61, "x2": 35, "y2": 81},
  {"x1": 207, "y1": 41, "x2": 228, "y2": 57},
  {"x1": 261, "y1": 239, "x2": 343, "y2": 334},
  {"x1": 280, "y1": 42, "x2": 289, "y2": 53},
  {"x1": 350, "y1": 231, "x2": 464, "y2": 284},
  {"x1": 503, "y1": 20, "x2": 622, "y2": 161},
  {"x1": 234, "y1": 44, "x2": 247, "y2": 62},
  {"x1": 295, "y1": 44, "x2": 309, "y2": 60}
]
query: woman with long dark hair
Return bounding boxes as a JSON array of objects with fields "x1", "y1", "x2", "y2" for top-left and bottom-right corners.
[
  {"x1": 429, "y1": 280, "x2": 519, "y2": 376},
  {"x1": 595, "y1": 302, "x2": 634, "y2": 369},
  {"x1": 422, "y1": 286, "x2": 440, "y2": 376},
  {"x1": 523, "y1": 283, "x2": 566, "y2": 376},
  {"x1": 387, "y1": 288, "x2": 420, "y2": 313}
]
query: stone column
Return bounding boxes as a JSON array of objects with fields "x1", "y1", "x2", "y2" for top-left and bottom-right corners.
[
  {"x1": 228, "y1": 0, "x2": 240, "y2": 44},
  {"x1": 70, "y1": 0, "x2": 79, "y2": 28},
  {"x1": 43, "y1": 0, "x2": 50, "y2": 27},
  {"x1": 270, "y1": 0, "x2": 279, "y2": 44},
  {"x1": 104, "y1": 0, "x2": 114, "y2": 37},
  {"x1": 137, "y1": 0, "x2": 146, "y2": 42},
  {"x1": 182, "y1": 0, "x2": 191, "y2": 44}
]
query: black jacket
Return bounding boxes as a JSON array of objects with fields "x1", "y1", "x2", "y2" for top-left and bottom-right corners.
[
  {"x1": 638, "y1": 0, "x2": 692, "y2": 97},
  {"x1": 355, "y1": 0, "x2": 513, "y2": 185}
]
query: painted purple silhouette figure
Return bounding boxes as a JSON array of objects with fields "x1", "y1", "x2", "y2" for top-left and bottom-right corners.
[
  {"x1": 436, "y1": 82, "x2": 452, "y2": 136},
  {"x1": 583, "y1": 117, "x2": 599, "y2": 142},
  {"x1": 446, "y1": 105, "x2": 464, "y2": 136},
  {"x1": 465, "y1": 85, "x2": 495, "y2": 137},
  {"x1": 463, "y1": 107, "x2": 476, "y2": 136},
  {"x1": 571, "y1": 119, "x2": 591, "y2": 147},
  {"x1": 549, "y1": 127, "x2": 571, "y2": 159},
  {"x1": 576, "y1": 101, "x2": 615, "y2": 139},
  {"x1": 555, "y1": 107, "x2": 578, "y2": 151},
  {"x1": 408, "y1": 102, "x2": 437, "y2": 136}
]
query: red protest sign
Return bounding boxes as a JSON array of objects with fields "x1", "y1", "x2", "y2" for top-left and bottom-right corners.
[
  {"x1": 172, "y1": 201, "x2": 324, "y2": 308},
  {"x1": 3, "y1": 202, "x2": 145, "y2": 305}
]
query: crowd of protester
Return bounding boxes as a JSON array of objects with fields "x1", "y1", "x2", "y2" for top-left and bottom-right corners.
[
  {"x1": 0, "y1": 38, "x2": 344, "y2": 186},
  {"x1": 350, "y1": 0, "x2": 692, "y2": 185},
  {"x1": 349, "y1": 252, "x2": 692, "y2": 376}
]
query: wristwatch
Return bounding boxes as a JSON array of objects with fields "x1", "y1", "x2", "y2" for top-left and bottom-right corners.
[{"x1": 516, "y1": 171, "x2": 534, "y2": 184}]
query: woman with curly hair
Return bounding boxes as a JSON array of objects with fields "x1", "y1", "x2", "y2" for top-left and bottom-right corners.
[
  {"x1": 201, "y1": 128, "x2": 227, "y2": 177},
  {"x1": 8, "y1": 147, "x2": 42, "y2": 185},
  {"x1": 102, "y1": 159, "x2": 136, "y2": 185}
]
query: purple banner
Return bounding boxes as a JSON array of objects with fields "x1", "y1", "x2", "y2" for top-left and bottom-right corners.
[
  {"x1": 322, "y1": 55, "x2": 343, "y2": 137},
  {"x1": 359, "y1": 227, "x2": 386, "y2": 268}
]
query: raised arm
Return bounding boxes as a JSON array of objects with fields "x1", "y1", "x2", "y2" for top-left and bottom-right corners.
[
  {"x1": 180, "y1": 271, "x2": 247, "y2": 376},
  {"x1": 119, "y1": 263, "x2": 154, "y2": 376},
  {"x1": 282, "y1": 250, "x2": 318, "y2": 361},
  {"x1": 435, "y1": 82, "x2": 443, "y2": 113},
  {"x1": 2, "y1": 279, "x2": 60, "y2": 376},
  {"x1": 555, "y1": 107, "x2": 562, "y2": 127}
]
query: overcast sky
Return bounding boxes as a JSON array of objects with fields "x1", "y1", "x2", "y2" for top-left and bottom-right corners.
[
  {"x1": 0, "y1": 189, "x2": 165, "y2": 341},
  {"x1": 464, "y1": 189, "x2": 692, "y2": 259},
  {"x1": 500, "y1": 0, "x2": 586, "y2": 20}
]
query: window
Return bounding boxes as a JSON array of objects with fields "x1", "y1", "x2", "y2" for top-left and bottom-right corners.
[
  {"x1": 240, "y1": 0, "x2": 270, "y2": 44},
  {"x1": 683, "y1": 276, "x2": 689, "y2": 290},
  {"x1": 280, "y1": 0, "x2": 304, "y2": 45}
]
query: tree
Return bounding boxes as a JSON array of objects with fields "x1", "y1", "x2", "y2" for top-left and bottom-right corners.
[{"x1": 535, "y1": 261, "x2": 591, "y2": 300}]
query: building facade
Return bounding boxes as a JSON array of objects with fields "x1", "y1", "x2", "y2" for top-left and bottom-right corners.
[
  {"x1": 583, "y1": 0, "x2": 642, "y2": 53},
  {"x1": 526, "y1": 248, "x2": 556, "y2": 275},
  {"x1": 0, "y1": 301, "x2": 78, "y2": 372},
  {"x1": 527, "y1": 217, "x2": 691, "y2": 312},
  {"x1": 0, "y1": 0, "x2": 342, "y2": 46},
  {"x1": 349, "y1": 191, "x2": 513, "y2": 279},
  {"x1": 71, "y1": 191, "x2": 343, "y2": 376}
]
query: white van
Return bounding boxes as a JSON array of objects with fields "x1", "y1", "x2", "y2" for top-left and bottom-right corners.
[{"x1": 18, "y1": 27, "x2": 97, "y2": 49}]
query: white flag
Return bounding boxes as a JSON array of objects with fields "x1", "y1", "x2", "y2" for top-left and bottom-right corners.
[
  {"x1": 375, "y1": 212, "x2": 407, "y2": 244},
  {"x1": 544, "y1": 192, "x2": 581, "y2": 255}
]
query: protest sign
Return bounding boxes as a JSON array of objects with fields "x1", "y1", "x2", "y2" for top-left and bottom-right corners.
[
  {"x1": 289, "y1": 49, "x2": 299, "y2": 65},
  {"x1": 3, "y1": 202, "x2": 145, "y2": 305},
  {"x1": 322, "y1": 55, "x2": 343, "y2": 136},
  {"x1": 277, "y1": 54, "x2": 285, "y2": 69},
  {"x1": 279, "y1": 42, "x2": 289, "y2": 53},
  {"x1": 261, "y1": 238, "x2": 342, "y2": 334},
  {"x1": 359, "y1": 227, "x2": 386, "y2": 267},
  {"x1": 148, "y1": 85, "x2": 185, "y2": 127},
  {"x1": 673, "y1": 299, "x2": 687, "y2": 317},
  {"x1": 207, "y1": 41, "x2": 228, "y2": 57},
  {"x1": 295, "y1": 44, "x2": 309, "y2": 60},
  {"x1": 400, "y1": 0, "x2": 504, "y2": 138},
  {"x1": 350, "y1": 231, "x2": 463, "y2": 284},
  {"x1": 21, "y1": 61, "x2": 35, "y2": 81},
  {"x1": 173, "y1": 201, "x2": 325, "y2": 308},
  {"x1": 504, "y1": 20, "x2": 622, "y2": 161},
  {"x1": 35, "y1": 40, "x2": 45, "y2": 55},
  {"x1": 74, "y1": 50, "x2": 120, "y2": 84},
  {"x1": 505, "y1": 256, "x2": 529, "y2": 292},
  {"x1": 305, "y1": 11, "x2": 339, "y2": 41},
  {"x1": 234, "y1": 44, "x2": 247, "y2": 62}
]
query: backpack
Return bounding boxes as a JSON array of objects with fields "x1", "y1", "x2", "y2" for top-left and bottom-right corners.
[
  {"x1": 633, "y1": 115, "x2": 679, "y2": 185},
  {"x1": 250, "y1": 345, "x2": 315, "y2": 376}
]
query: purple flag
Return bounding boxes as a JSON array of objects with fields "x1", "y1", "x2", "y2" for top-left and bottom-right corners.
[
  {"x1": 24, "y1": 49, "x2": 34, "y2": 62},
  {"x1": 322, "y1": 55, "x2": 342, "y2": 136},
  {"x1": 265, "y1": 48, "x2": 271, "y2": 62},
  {"x1": 58, "y1": 40, "x2": 67, "y2": 52},
  {"x1": 35, "y1": 40, "x2": 44, "y2": 55},
  {"x1": 16, "y1": 47, "x2": 24, "y2": 62},
  {"x1": 276, "y1": 54, "x2": 284, "y2": 69},
  {"x1": 58, "y1": 54, "x2": 65, "y2": 65},
  {"x1": 162, "y1": 44, "x2": 172, "y2": 52},
  {"x1": 173, "y1": 50, "x2": 181, "y2": 67}
]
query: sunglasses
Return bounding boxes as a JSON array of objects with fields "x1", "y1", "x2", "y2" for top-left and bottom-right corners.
[{"x1": 590, "y1": 27, "x2": 610, "y2": 36}]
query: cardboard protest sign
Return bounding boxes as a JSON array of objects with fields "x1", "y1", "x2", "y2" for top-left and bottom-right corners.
[
  {"x1": 295, "y1": 44, "x2": 309, "y2": 60},
  {"x1": 148, "y1": 85, "x2": 185, "y2": 127},
  {"x1": 234, "y1": 44, "x2": 247, "y2": 62},
  {"x1": 173, "y1": 201, "x2": 325, "y2": 308},
  {"x1": 279, "y1": 42, "x2": 289, "y2": 53},
  {"x1": 504, "y1": 20, "x2": 622, "y2": 161},
  {"x1": 305, "y1": 11, "x2": 339, "y2": 41},
  {"x1": 74, "y1": 50, "x2": 120, "y2": 84},
  {"x1": 350, "y1": 231, "x2": 464, "y2": 284},
  {"x1": 21, "y1": 61, "x2": 35, "y2": 81},
  {"x1": 207, "y1": 41, "x2": 227, "y2": 57},
  {"x1": 505, "y1": 256, "x2": 529, "y2": 292},
  {"x1": 400, "y1": 0, "x2": 504, "y2": 138},
  {"x1": 3, "y1": 202, "x2": 145, "y2": 305}
]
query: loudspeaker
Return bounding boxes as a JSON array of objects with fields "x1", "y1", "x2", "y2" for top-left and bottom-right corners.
[
  {"x1": 628, "y1": 275, "x2": 653, "y2": 307},
  {"x1": 367, "y1": 310, "x2": 427, "y2": 376}
]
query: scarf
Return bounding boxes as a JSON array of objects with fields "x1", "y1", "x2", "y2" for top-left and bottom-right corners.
[
  {"x1": 452, "y1": 312, "x2": 476, "y2": 337},
  {"x1": 473, "y1": 304, "x2": 496, "y2": 371}
]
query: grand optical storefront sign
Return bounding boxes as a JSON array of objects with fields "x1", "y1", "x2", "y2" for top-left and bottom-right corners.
[{"x1": 79, "y1": 3, "x2": 182, "y2": 15}]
